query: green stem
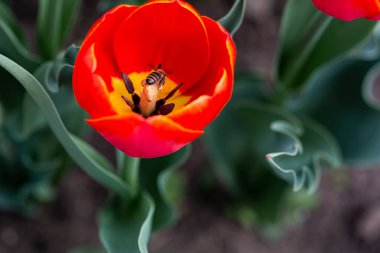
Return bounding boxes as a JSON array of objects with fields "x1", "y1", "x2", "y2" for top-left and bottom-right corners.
[{"x1": 117, "y1": 150, "x2": 141, "y2": 197}]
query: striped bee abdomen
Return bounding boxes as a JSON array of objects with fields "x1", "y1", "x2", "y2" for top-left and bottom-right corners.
[{"x1": 146, "y1": 70, "x2": 166, "y2": 86}]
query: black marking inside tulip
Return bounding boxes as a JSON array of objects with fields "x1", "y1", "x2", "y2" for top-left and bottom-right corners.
[
  {"x1": 158, "y1": 103, "x2": 175, "y2": 115},
  {"x1": 122, "y1": 72, "x2": 135, "y2": 94}
]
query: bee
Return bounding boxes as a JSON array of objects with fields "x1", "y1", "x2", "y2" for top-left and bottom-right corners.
[
  {"x1": 144, "y1": 63, "x2": 166, "y2": 87},
  {"x1": 121, "y1": 64, "x2": 183, "y2": 117}
]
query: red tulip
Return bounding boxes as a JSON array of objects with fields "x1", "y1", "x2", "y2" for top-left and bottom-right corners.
[
  {"x1": 73, "y1": 0, "x2": 236, "y2": 158},
  {"x1": 311, "y1": 0, "x2": 380, "y2": 21}
]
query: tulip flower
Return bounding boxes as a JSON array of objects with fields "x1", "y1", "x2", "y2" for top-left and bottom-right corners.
[
  {"x1": 311, "y1": 0, "x2": 380, "y2": 21},
  {"x1": 73, "y1": 0, "x2": 236, "y2": 158}
]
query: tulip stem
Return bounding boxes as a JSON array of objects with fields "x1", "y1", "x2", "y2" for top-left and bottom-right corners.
[{"x1": 117, "y1": 150, "x2": 141, "y2": 197}]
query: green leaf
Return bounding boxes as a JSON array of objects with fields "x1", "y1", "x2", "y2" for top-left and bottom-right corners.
[
  {"x1": 21, "y1": 93, "x2": 47, "y2": 138},
  {"x1": 0, "y1": 2, "x2": 40, "y2": 71},
  {"x1": 292, "y1": 57, "x2": 380, "y2": 165},
  {"x1": 0, "y1": 130, "x2": 64, "y2": 213},
  {"x1": 275, "y1": 0, "x2": 375, "y2": 92},
  {"x1": 139, "y1": 146, "x2": 190, "y2": 230},
  {"x1": 34, "y1": 44, "x2": 79, "y2": 94},
  {"x1": 71, "y1": 135, "x2": 115, "y2": 173},
  {"x1": 218, "y1": 0, "x2": 246, "y2": 36},
  {"x1": 0, "y1": 101, "x2": 3, "y2": 128},
  {"x1": 37, "y1": 0, "x2": 82, "y2": 59},
  {"x1": 97, "y1": 0, "x2": 147, "y2": 12},
  {"x1": 100, "y1": 147, "x2": 189, "y2": 253},
  {"x1": 363, "y1": 61, "x2": 380, "y2": 111},
  {"x1": 117, "y1": 150, "x2": 140, "y2": 197},
  {"x1": 0, "y1": 54, "x2": 129, "y2": 196},
  {"x1": 206, "y1": 74, "x2": 341, "y2": 193},
  {"x1": 235, "y1": 104, "x2": 341, "y2": 193},
  {"x1": 265, "y1": 118, "x2": 342, "y2": 193},
  {"x1": 99, "y1": 193, "x2": 155, "y2": 253},
  {"x1": 205, "y1": 100, "x2": 313, "y2": 228},
  {"x1": 0, "y1": 0, "x2": 10, "y2": 5},
  {"x1": 0, "y1": 2, "x2": 25, "y2": 43},
  {"x1": 0, "y1": 20, "x2": 40, "y2": 71},
  {"x1": 204, "y1": 76, "x2": 277, "y2": 195},
  {"x1": 21, "y1": 45, "x2": 84, "y2": 139},
  {"x1": 233, "y1": 71, "x2": 269, "y2": 102}
]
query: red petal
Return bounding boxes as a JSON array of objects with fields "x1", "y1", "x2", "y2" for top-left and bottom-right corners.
[
  {"x1": 73, "y1": 45, "x2": 115, "y2": 118},
  {"x1": 87, "y1": 114, "x2": 203, "y2": 158},
  {"x1": 169, "y1": 17, "x2": 236, "y2": 130},
  {"x1": 73, "y1": 5, "x2": 137, "y2": 118},
  {"x1": 114, "y1": 0, "x2": 210, "y2": 88},
  {"x1": 311, "y1": 0, "x2": 380, "y2": 21}
]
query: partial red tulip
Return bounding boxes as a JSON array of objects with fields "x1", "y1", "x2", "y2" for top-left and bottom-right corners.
[
  {"x1": 311, "y1": 0, "x2": 380, "y2": 21},
  {"x1": 73, "y1": 0, "x2": 236, "y2": 158}
]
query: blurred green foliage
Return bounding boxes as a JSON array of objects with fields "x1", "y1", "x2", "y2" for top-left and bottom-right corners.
[
  {"x1": 99, "y1": 147, "x2": 190, "y2": 253},
  {"x1": 203, "y1": 0, "x2": 380, "y2": 235},
  {"x1": 0, "y1": 1, "x2": 85, "y2": 214},
  {"x1": 37, "y1": 0, "x2": 82, "y2": 59},
  {"x1": 276, "y1": 0, "x2": 375, "y2": 92},
  {"x1": 97, "y1": 0, "x2": 148, "y2": 12}
]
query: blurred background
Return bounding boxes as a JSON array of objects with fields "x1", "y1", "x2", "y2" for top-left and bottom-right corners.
[{"x1": 1, "y1": 0, "x2": 380, "y2": 253}]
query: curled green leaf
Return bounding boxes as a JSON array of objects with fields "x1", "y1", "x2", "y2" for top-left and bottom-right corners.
[
  {"x1": 363, "y1": 61, "x2": 380, "y2": 111},
  {"x1": 266, "y1": 118, "x2": 342, "y2": 193},
  {"x1": 34, "y1": 45, "x2": 79, "y2": 94},
  {"x1": 218, "y1": 0, "x2": 246, "y2": 36}
]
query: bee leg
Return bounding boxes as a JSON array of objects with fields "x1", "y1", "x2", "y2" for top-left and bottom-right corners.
[{"x1": 157, "y1": 103, "x2": 175, "y2": 115}]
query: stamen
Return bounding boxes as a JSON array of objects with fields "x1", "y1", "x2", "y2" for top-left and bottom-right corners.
[
  {"x1": 121, "y1": 95, "x2": 135, "y2": 109},
  {"x1": 164, "y1": 82, "x2": 183, "y2": 101},
  {"x1": 122, "y1": 72, "x2": 135, "y2": 94},
  {"x1": 158, "y1": 103, "x2": 175, "y2": 115},
  {"x1": 120, "y1": 69, "x2": 183, "y2": 117}
]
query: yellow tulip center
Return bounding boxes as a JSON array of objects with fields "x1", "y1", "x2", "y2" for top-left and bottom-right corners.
[{"x1": 109, "y1": 70, "x2": 191, "y2": 117}]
